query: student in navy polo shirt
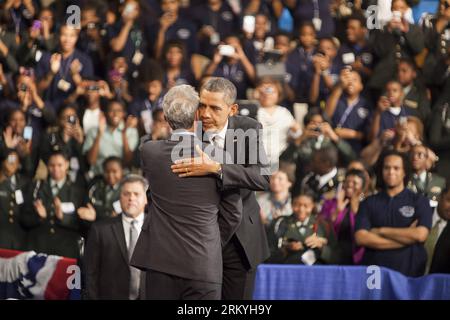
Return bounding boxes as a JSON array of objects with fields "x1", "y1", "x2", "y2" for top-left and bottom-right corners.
[
  {"x1": 107, "y1": 1, "x2": 151, "y2": 82},
  {"x1": 203, "y1": 35, "x2": 255, "y2": 99},
  {"x1": 36, "y1": 25, "x2": 94, "y2": 112},
  {"x1": 310, "y1": 37, "x2": 343, "y2": 106},
  {"x1": 128, "y1": 76, "x2": 164, "y2": 136},
  {"x1": 369, "y1": 80, "x2": 411, "y2": 141},
  {"x1": 325, "y1": 69, "x2": 371, "y2": 153},
  {"x1": 338, "y1": 12, "x2": 374, "y2": 82},
  {"x1": 355, "y1": 150, "x2": 432, "y2": 277},
  {"x1": 150, "y1": 0, "x2": 198, "y2": 61},
  {"x1": 285, "y1": 0, "x2": 335, "y2": 38},
  {"x1": 285, "y1": 22, "x2": 317, "y2": 103},
  {"x1": 190, "y1": 0, "x2": 240, "y2": 59}
]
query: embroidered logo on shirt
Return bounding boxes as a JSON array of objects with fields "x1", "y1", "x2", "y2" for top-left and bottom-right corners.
[
  {"x1": 399, "y1": 205, "x2": 415, "y2": 218},
  {"x1": 357, "y1": 107, "x2": 369, "y2": 119},
  {"x1": 361, "y1": 53, "x2": 373, "y2": 65},
  {"x1": 221, "y1": 11, "x2": 233, "y2": 22},
  {"x1": 177, "y1": 28, "x2": 191, "y2": 39}
]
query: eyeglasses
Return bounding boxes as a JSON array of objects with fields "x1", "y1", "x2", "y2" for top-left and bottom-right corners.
[
  {"x1": 441, "y1": 1, "x2": 450, "y2": 9},
  {"x1": 412, "y1": 152, "x2": 427, "y2": 159}
]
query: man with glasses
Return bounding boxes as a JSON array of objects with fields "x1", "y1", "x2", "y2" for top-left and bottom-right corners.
[{"x1": 408, "y1": 144, "x2": 446, "y2": 209}]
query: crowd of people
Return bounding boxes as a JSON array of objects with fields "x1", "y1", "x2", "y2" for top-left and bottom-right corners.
[{"x1": 0, "y1": 0, "x2": 450, "y2": 299}]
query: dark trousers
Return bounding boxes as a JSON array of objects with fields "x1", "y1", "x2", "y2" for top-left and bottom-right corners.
[
  {"x1": 145, "y1": 269, "x2": 221, "y2": 300},
  {"x1": 222, "y1": 237, "x2": 256, "y2": 300}
]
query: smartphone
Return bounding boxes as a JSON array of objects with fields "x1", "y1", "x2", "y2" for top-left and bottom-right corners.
[
  {"x1": 31, "y1": 20, "x2": 42, "y2": 31},
  {"x1": 23, "y1": 126, "x2": 33, "y2": 140},
  {"x1": 243, "y1": 15, "x2": 256, "y2": 34},
  {"x1": 392, "y1": 11, "x2": 402, "y2": 21},
  {"x1": 124, "y1": 3, "x2": 136, "y2": 15},
  {"x1": 68, "y1": 115, "x2": 77, "y2": 125},
  {"x1": 218, "y1": 45, "x2": 235, "y2": 57},
  {"x1": 342, "y1": 52, "x2": 356, "y2": 65}
]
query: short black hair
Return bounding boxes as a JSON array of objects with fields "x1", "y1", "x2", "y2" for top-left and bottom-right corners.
[
  {"x1": 376, "y1": 150, "x2": 412, "y2": 190},
  {"x1": 102, "y1": 156, "x2": 123, "y2": 170},
  {"x1": 47, "y1": 150, "x2": 69, "y2": 163},
  {"x1": 346, "y1": 12, "x2": 367, "y2": 28},
  {"x1": 299, "y1": 21, "x2": 316, "y2": 34},
  {"x1": 312, "y1": 146, "x2": 339, "y2": 168}
]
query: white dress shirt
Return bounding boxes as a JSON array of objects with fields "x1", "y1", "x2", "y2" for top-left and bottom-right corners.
[
  {"x1": 318, "y1": 167, "x2": 338, "y2": 190},
  {"x1": 209, "y1": 120, "x2": 228, "y2": 149},
  {"x1": 122, "y1": 212, "x2": 145, "y2": 249}
]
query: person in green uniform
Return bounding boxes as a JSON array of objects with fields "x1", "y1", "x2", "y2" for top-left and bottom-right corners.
[
  {"x1": 0, "y1": 149, "x2": 30, "y2": 250},
  {"x1": 27, "y1": 151, "x2": 87, "y2": 258},
  {"x1": 80, "y1": 157, "x2": 124, "y2": 222},
  {"x1": 408, "y1": 144, "x2": 446, "y2": 209},
  {"x1": 266, "y1": 193, "x2": 336, "y2": 265}
]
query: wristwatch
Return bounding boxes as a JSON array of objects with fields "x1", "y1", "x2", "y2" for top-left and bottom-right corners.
[{"x1": 216, "y1": 164, "x2": 223, "y2": 180}]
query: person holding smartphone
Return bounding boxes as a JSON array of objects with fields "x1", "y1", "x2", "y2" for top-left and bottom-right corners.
[
  {"x1": 39, "y1": 105, "x2": 86, "y2": 187},
  {"x1": 368, "y1": 0, "x2": 424, "y2": 95}
]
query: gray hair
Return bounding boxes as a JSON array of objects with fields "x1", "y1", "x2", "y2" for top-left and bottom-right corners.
[
  {"x1": 162, "y1": 85, "x2": 199, "y2": 130},
  {"x1": 201, "y1": 77, "x2": 237, "y2": 105},
  {"x1": 119, "y1": 174, "x2": 149, "y2": 193}
]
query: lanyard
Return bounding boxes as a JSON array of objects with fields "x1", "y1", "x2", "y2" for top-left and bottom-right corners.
[
  {"x1": 337, "y1": 98, "x2": 360, "y2": 128},
  {"x1": 10, "y1": 9, "x2": 22, "y2": 35},
  {"x1": 223, "y1": 64, "x2": 238, "y2": 78},
  {"x1": 59, "y1": 54, "x2": 74, "y2": 80},
  {"x1": 312, "y1": 0, "x2": 320, "y2": 19},
  {"x1": 130, "y1": 28, "x2": 142, "y2": 49}
]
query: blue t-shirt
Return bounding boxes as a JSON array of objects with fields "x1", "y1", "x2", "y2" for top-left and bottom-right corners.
[{"x1": 355, "y1": 188, "x2": 433, "y2": 277}]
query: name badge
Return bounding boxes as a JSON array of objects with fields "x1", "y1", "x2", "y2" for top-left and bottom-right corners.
[
  {"x1": 312, "y1": 18, "x2": 322, "y2": 32},
  {"x1": 301, "y1": 249, "x2": 317, "y2": 266},
  {"x1": 61, "y1": 202, "x2": 76, "y2": 214},
  {"x1": 132, "y1": 50, "x2": 144, "y2": 65},
  {"x1": 113, "y1": 200, "x2": 122, "y2": 214},
  {"x1": 15, "y1": 189, "x2": 24, "y2": 205},
  {"x1": 70, "y1": 157, "x2": 80, "y2": 171},
  {"x1": 35, "y1": 50, "x2": 43, "y2": 62},
  {"x1": 57, "y1": 79, "x2": 71, "y2": 92},
  {"x1": 342, "y1": 52, "x2": 355, "y2": 65}
]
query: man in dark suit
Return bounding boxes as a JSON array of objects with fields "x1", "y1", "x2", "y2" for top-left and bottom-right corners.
[
  {"x1": 171, "y1": 77, "x2": 271, "y2": 299},
  {"x1": 429, "y1": 186, "x2": 450, "y2": 274},
  {"x1": 131, "y1": 84, "x2": 242, "y2": 300},
  {"x1": 83, "y1": 174, "x2": 148, "y2": 300}
]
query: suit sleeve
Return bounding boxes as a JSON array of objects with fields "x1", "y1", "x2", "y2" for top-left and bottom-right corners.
[
  {"x1": 218, "y1": 188, "x2": 243, "y2": 247},
  {"x1": 220, "y1": 122, "x2": 271, "y2": 191},
  {"x1": 83, "y1": 224, "x2": 101, "y2": 300}
]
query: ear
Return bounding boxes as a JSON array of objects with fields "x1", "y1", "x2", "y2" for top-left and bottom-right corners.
[{"x1": 230, "y1": 103, "x2": 239, "y2": 116}]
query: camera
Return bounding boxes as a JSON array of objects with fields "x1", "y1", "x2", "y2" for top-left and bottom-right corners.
[
  {"x1": 19, "y1": 84, "x2": 28, "y2": 92},
  {"x1": 313, "y1": 125, "x2": 322, "y2": 133},
  {"x1": 87, "y1": 84, "x2": 99, "y2": 91},
  {"x1": 218, "y1": 45, "x2": 235, "y2": 57},
  {"x1": 68, "y1": 115, "x2": 77, "y2": 125},
  {"x1": 86, "y1": 22, "x2": 97, "y2": 30}
]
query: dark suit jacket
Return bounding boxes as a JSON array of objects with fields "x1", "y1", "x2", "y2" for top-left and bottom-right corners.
[
  {"x1": 429, "y1": 223, "x2": 450, "y2": 274},
  {"x1": 218, "y1": 115, "x2": 271, "y2": 269},
  {"x1": 131, "y1": 134, "x2": 242, "y2": 284},
  {"x1": 83, "y1": 215, "x2": 132, "y2": 299}
]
